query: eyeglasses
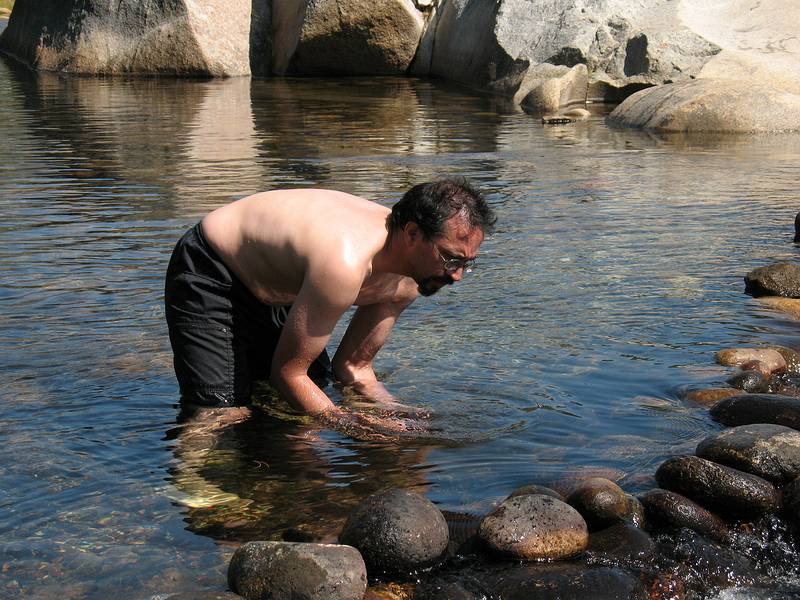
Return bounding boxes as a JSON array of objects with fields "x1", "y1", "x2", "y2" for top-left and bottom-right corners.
[{"x1": 433, "y1": 242, "x2": 476, "y2": 273}]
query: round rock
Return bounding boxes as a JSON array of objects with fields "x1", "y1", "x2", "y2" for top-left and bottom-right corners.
[
  {"x1": 684, "y1": 388, "x2": 742, "y2": 406},
  {"x1": 586, "y1": 523, "x2": 655, "y2": 562},
  {"x1": 655, "y1": 455, "x2": 779, "y2": 519},
  {"x1": 507, "y1": 484, "x2": 563, "y2": 501},
  {"x1": 696, "y1": 423, "x2": 800, "y2": 483},
  {"x1": 726, "y1": 370, "x2": 769, "y2": 393},
  {"x1": 339, "y1": 488, "x2": 448, "y2": 576},
  {"x1": 565, "y1": 477, "x2": 629, "y2": 532},
  {"x1": 715, "y1": 348, "x2": 787, "y2": 371},
  {"x1": 228, "y1": 541, "x2": 367, "y2": 600},
  {"x1": 710, "y1": 394, "x2": 800, "y2": 429},
  {"x1": 781, "y1": 477, "x2": 800, "y2": 531},
  {"x1": 772, "y1": 347, "x2": 800, "y2": 374},
  {"x1": 478, "y1": 494, "x2": 588, "y2": 560},
  {"x1": 745, "y1": 263, "x2": 800, "y2": 298},
  {"x1": 639, "y1": 488, "x2": 728, "y2": 542}
]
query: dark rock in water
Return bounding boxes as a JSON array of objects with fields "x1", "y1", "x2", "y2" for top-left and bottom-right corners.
[
  {"x1": 565, "y1": 477, "x2": 630, "y2": 531},
  {"x1": 714, "y1": 584, "x2": 800, "y2": 599},
  {"x1": 767, "y1": 370, "x2": 800, "y2": 396},
  {"x1": 508, "y1": 484, "x2": 564, "y2": 500},
  {"x1": 726, "y1": 370, "x2": 769, "y2": 393},
  {"x1": 696, "y1": 423, "x2": 800, "y2": 484},
  {"x1": 478, "y1": 494, "x2": 588, "y2": 560},
  {"x1": 164, "y1": 593, "x2": 241, "y2": 600},
  {"x1": 781, "y1": 477, "x2": 800, "y2": 532},
  {"x1": 657, "y1": 529, "x2": 759, "y2": 594},
  {"x1": 412, "y1": 576, "x2": 484, "y2": 600},
  {"x1": 228, "y1": 541, "x2": 366, "y2": 600},
  {"x1": 484, "y1": 563, "x2": 649, "y2": 600},
  {"x1": 624, "y1": 494, "x2": 646, "y2": 528},
  {"x1": 339, "y1": 488, "x2": 448, "y2": 577},
  {"x1": 740, "y1": 359, "x2": 772, "y2": 377},
  {"x1": 655, "y1": 455, "x2": 779, "y2": 519},
  {"x1": 710, "y1": 394, "x2": 800, "y2": 429},
  {"x1": 441, "y1": 511, "x2": 482, "y2": 558},
  {"x1": 586, "y1": 523, "x2": 655, "y2": 563},
  {"x1": 745, "y1": 263, "x2": 800, "y2": 298},
  {"x1": 639, "y1": 488, "x2": 729, "y2": 542}
]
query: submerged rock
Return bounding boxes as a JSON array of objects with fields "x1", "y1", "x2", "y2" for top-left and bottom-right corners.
[
  {"x1": 227, "y1": 541, "x2": 367, "y2": 600},
  {"x1": 715, "y1": 348, "x2": 786, "y2": 371},
  {"x1": 745, "y1": 263, "x2": 800, "y2": 298},
  {"x1": 772, "y1": 347, "x2": 800, "y2": 374},
  {"x1": 781, "y1": 477, "x2": 800, "y2": 532},
  {"x1": 565, "y1": 477, "x2": 633, "y2": 532},
  {"x1": 339, "y1": 488, "x2": 448, "y2": 577},
  {"x1": 710, "y1": 394, "x2": 800, "y2": 430},
  {"x1": 478, "y1": 494, "x2": 588, "y2": 560},
  {"x1": 684, "y1": 388, "x2": 743, "y2": 406},
  {"x1": 758, "y1": 296, "x2": 800, "y2": 320},
  {"x1": 484, "y1": 563, "x2": 649, "y2": 600},
  {"x1": 696, "y1": 424, "x2": 800, "y2": 484},
  {"x1": 655, "y1": 455, "x2": 779, "y2": 519},
  {"x1": 586, "y1": 523, "x2": 655, "y2": 563},
  {"x1": 441, "y1": 511, "x2": 482, "y2": 558},
  {"x1": 639, "y1": 488, "x2": 729, "y2": 543},
  {"x1": 607, "y1": 79, "x2": 800, "y2": 133}
]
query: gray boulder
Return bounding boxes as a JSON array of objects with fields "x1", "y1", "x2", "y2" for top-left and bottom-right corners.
[
  {"x1": 655, "y1": 455, "x2": 779, "y2": 519},
  {"x1": 478, "y1": 494, "x2": 588, "y2": 560},
  {"x1": 227, "y1": 541, "x2": 367, "y2": 600},
  {"x1": 639, "y1": 488, "x2": 729, "y2": 542},
  {"x1": 0, "y1": 0, "x2": 254, "y2": 76},
  {"x1": 607, "y1": 78, "x2": 800, "y2": 132},
  {"x1": 711, "y1": 394, "x2": 800, "y2": 430},
  {"x1": 272, "y1": 0, "x2": 424, "y2": 75},
  {"x1": 745, "y1": 263, "x2": 800, "y2": 298},
  {"x1": 696, "y1": 424, "x2": 800, "y2": 484},
  {"x1": 339, "y1": 488, "x2": 448, "y2": 576}
]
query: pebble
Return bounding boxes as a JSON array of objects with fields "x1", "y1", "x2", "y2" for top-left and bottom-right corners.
[
  {"x1": 586, "y1": 523, "x2": 655, "y2": 562},
  {"x1": 565, "y1": 478, "x2": 631, "y2": 532},
  {"x1": 684, "y1": 388, "x2": 742, "y2": 406},
  {"x1": 710, "y1": 393, "x2": 800, "y2": 429},
  {"x1": 507, "y1": 484, "x2": 563, "y2": 500},
  {"x1": 726, "y1": 370, "x2": 769, "y2": 393},
  {"x1": 478, "y1": 494, "x2": 588, "y2": 560},
  {"x1": 639, "y1": 489, "x2": 729, "y2": 542},
  {"x1": 339, "y1": 488, "x2": 448, "y2": 577},
  {"x1": 715, "y1": 348, "x2": 786, "y2": 372}
]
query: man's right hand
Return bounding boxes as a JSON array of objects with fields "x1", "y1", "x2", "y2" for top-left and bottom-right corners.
[{"x1": 315, "y1": 407, "x2": 428, "y2": 442}]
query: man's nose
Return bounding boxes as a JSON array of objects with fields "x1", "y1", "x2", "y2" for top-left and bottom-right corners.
[{"x1": 449, "y1": 268, "x2": 464, "y2": 282}]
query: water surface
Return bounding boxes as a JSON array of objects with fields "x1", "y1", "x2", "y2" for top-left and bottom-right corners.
[{"x1": 2, "y1": 42, "x2": 800, "y2": 597}]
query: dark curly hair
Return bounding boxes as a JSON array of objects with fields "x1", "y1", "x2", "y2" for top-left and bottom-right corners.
[{"x1": 388, "y1": 178, "x2": 496, "y2": 240}]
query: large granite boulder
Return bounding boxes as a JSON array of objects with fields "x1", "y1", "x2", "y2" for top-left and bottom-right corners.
[
  {"x1": 0, "y1": 0, "x2": 255, "y2": 76},
  {"x1": 272, "y1": 0, "x2": 424, "y2": 76},
  {"x1": 412, "y1": 0, "x2": 717, "y2": 108},
  {"x1": 607, "y1": 78, "x2": 800, "y2": 133},
  {"x1": 696, "y1": 424, "x2": 800, "y2": 484},
  {"x1": 339, "y1": 488, "x2": 449, "y2": 577},
  {"x1": 228, "y1": 541, "x2": 367, "y2": 600},
  {"x1": 745, "y1": 263, "x2": 800, "y2": 299}
]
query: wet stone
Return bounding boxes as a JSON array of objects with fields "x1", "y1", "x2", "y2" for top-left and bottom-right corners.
[
  {"x1": 227, "y1": 541, "x2": 366, "y2": 600},
  {"x1": 565, "y1": 477, "x2": 630, "y2": 532},
  {"x1": 710, "y1": 394, "x2": 800, "y2": 430},
  {"x1": 781, "y1": 477, "x2": 800, "y2": 532},
  {"x1": 696, "y1": 423, "x2": 800, "y2": 484},
  {"x1": 726, "y1": 370, "x2": 769, "y2": 393},
  {"x1": 684, "y1": 388, "x2": 742, "y2": 406},
  {"x1": 586, "y1": 523, "x2": 655, "y2": 563},
  {"x1": 745, "y1": 263, "x2": 800, "y2": 298},
  {"x1": 484, "y1": 563, "x2": 649, "y2": 600},
  {"x1": 478, "y1": 494, "x2": 588, "y2": 560},
  {"x1": 441, "y1": 511, "x2": 482, "y2": 558},
  {"x1": 339, "y1": 488, "x2": 448, "y2": 577},
  {"x1": 740, "y1": 360, "x2": 771, "y2": 377},
  {"x1": 655, "y1": 455, "x2": 779, "y2": 519},
  {"x1": 639, "y1": 488, "x2": 729, "y2": 543},
  {"x1": 164, "y1": 593, "x2": 242, "y2": 600},
  {"x1": 507, "y1": 484, "x2": 563, "y2": 500},
  {"x1": 772, "y1": 347, "x2": 800, "y2": 374},
  {"x1": 715, "y1": 348, "x2": 787, "y2": 372},
  {"x1": 767, "y1": 371, "x2": 800, "y2": 396}
]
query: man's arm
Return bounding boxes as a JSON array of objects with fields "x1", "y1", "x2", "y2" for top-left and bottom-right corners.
[
  {"x1": 269, "y1": 269, "x2": 360, "y2": 416},
  {"x1": 332, "y1": 289, "x2": 417, "y2": 404}
]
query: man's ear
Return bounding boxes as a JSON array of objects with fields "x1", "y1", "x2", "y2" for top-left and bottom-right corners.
[{"x1": 403, "y1": 221, "x2": 420, "y2": 243}]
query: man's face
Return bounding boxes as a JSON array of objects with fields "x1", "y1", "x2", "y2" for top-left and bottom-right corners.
[{"x1": 415, "y1": 216, "x2": 484, "y2": 296}]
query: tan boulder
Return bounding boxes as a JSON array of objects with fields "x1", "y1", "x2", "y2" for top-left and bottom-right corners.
[
  {"x1": 518, "y1": 63, "x2": 588, "y2": 114},
  {"x1": 715, "y1": 348, "x2": 786, "y2": 372}
]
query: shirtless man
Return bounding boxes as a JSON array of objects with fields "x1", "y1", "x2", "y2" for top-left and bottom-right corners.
[{"x1": 164, "y1": 179, "x2": 496, "y2": 434}]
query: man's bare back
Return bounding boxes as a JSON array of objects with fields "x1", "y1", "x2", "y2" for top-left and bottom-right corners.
[{"x1": 165, "y1": 180, "x2": 496, "y2": 438}]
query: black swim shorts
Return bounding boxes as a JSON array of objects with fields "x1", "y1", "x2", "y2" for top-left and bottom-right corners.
[{"x1": 164, "y1": 223, "x2": 330, "y2": 410}]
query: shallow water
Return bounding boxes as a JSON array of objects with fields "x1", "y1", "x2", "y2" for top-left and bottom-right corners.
[{"x1": 2, "y1": 36, "x2": 800, "y2": 597}]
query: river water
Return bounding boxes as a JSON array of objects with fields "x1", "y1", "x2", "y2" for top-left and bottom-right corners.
[{"x1": 3, "y1": 26, "x2": 800, "y2": 598}]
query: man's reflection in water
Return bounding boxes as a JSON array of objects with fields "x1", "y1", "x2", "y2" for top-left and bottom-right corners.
[{"x1": 165, "y1": 387, "x2": 436, "y2": 544}]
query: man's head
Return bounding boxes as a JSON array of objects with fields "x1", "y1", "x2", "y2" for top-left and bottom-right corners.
[{"x1": 390, "y1": 179, "x2": 496, "y2": 296}]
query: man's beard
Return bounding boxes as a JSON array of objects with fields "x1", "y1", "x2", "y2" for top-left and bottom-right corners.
[{"x1": 418, "y1": 275, "x2": 454, "y2": 297}]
